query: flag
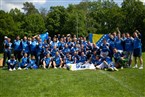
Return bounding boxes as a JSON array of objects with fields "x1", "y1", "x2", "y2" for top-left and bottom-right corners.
[
  {"x1": 89, "y1": 33, "x2": 110, "y2": 47},
  {"x1": 39, "y1": 32, "x2": 49, "y2": 42}
]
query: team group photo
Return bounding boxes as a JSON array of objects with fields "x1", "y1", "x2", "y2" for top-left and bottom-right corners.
[{"x1": 0, "y1": 0, "x2": 145, "y2": 97}]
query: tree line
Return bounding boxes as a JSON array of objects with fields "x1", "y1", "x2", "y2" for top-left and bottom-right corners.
[{"x1": 0, "y1": 0, "x2": 145, "y2": 52}]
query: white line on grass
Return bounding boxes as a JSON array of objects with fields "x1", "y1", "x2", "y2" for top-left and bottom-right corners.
[{"x1": 99, "y1": 70, "x2": 143, "y2": 97}]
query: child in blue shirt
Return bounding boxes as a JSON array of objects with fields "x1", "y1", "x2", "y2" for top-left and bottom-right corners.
[
  {"x1": 7, "y1": 56, "x2": 17, "y2": 71},
  {"x1": 18, "y1": 53, "x2": 30, "y2": 70}
]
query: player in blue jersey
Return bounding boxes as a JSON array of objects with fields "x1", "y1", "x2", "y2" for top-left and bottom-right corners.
[
  {"x1": 132, "y1": 31, "x2": 143, "y2": 69},
  {"x1": 18, "y1": 53, "x2": 30, "y2": 70},
  {"x1": 72, "y1": 51, "x2": 80, "y2": 64},
  {"x1": 100, "y1": 39, "x2": 110, "y2": 57},
  {"x1": 3, "y1": 38, "x2": 12, "y2": 67},
  {"x1": 29, "y1": 37, "x2": 37, "y2": 56},
  {"x1": 27, "y1": 55, "x2": 38, "y2": 69},
  {"x1": 42, "y1": 54, "x2": 52, "y2": 69},
  {"x1": 21, "y1": 36, "x2": 30, "y2": 56},
  {"x1": 115, "y1": 28, "x2": 123, "y2": 52},
  {"x1": 113, "y1": 48, "x2": 128, "y2": 69},
  {"x1": 124, "y1": 33, "x2": 134, "y2": 66},
  {"x1": 79, "y1": 52, "x2": 87, "y2": 64},
  {"x1": 13, "y1": 36, "x2": 22, "y2": 62},
  {"x1": 36, "y1": 39, "x2": 43, "y2": 67},
  {"x1": 53, "y1": 52, "x2": 63, "y2": 68},
  {"x1": 7, "y1": 56, "x2": 18, "y2": 71}
]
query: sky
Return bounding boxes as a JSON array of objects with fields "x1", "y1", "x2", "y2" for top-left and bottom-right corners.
[{"x1": 0, "y1": 0, "x2": 144, "y2": 12}]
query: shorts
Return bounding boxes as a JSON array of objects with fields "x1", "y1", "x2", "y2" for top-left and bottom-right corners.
[{"x1": 133, "y1": 48, "x2": 142, "y2": 57}]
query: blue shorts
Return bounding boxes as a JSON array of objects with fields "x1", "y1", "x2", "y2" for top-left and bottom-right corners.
[{"x1": 133, "y1": 48, "x2": 142, "y2": 57}]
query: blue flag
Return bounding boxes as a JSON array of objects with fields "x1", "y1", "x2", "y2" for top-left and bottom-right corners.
[{"x1": 40, "y1": 32, "x2": 49, "y2": 42}]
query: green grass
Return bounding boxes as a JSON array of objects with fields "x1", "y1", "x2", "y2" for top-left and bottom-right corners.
[{"x1": 0, "y1": 53, "x2": 145, "y2": 97}]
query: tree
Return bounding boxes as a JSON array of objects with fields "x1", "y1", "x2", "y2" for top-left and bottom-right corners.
[
  {"x1": 23, "y1": 14, "x2": 46, "y2": 34},
  {"x1": 22, "y1": 2, "x2": 39, "y2": 15}
]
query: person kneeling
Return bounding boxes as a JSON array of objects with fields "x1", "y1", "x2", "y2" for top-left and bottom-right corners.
[{"x1": 18, "y1": 53, "x2": 29, "y2": 70}]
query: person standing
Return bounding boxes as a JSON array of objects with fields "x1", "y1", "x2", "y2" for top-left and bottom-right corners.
[
  {"x1": 3, "y1": 38, "x2": 12, "y2": 67},
  {"x1": 132, "y1": 30, "x2": 143, "y2": 69}
]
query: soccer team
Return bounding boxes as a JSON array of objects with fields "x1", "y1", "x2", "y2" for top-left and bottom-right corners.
[{"x1": 2, "y1": 29, "x2": 143, "y2": 71}]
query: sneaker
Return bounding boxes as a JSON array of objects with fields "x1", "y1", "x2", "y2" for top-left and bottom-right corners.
[
  {"x1": 13, "y1": 68, "x2": 16, "y2": 71},
  {"x1": 54, "y1": 67, "x2": 57, "y2": 69},
  {"x1": 121, "y1": 66, "x2": 124, "y2": 69},
  {"x1": 108, "y1": 67, "x2": 114, "y2": 71},
  {"x1": 114, "y1": 67, "x2": 119, "y2": 71},
  {"x1": 9, "y1": 68, "x2": 12, "y2": 71},
  {"x1": 18, "y1": 67, "x2": 22, "y2": 70},
  {"x1": 24, "y1": 68, "x2": 28, "y2": 70},
  {"x1": 132, "y1": 65, "x2": 138, "y2": 68},
  {"x1": 139, "y1": 66, "x2": 143, "y2": 70}
]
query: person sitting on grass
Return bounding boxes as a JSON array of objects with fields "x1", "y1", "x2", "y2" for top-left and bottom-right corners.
[
  {"x1": 113, "y1": 48, "x2": 128, "y2": 69},
  {"x1": 26, "y1": 55, "x2": 38, "y2": 70},
  {"x1": 93, "y1": 55, "x2": 103, "y2": 67},
  {"x1": 18, "y1": 53, "x2": 30, "y2": 70},
  {"x1": 42, "y1": 54, "x2": 52, "y2": 69},
  {"x1": 96, "y1": 54, "x2": 118, "y2": 71},
  {"x1": 7, "y1": 56, "x2": 17, "y2": 71},
  {"x1": 63, "y1": 54, "x2": 73, "y2": 69},
  {"x1": 53, "y1": 52, "x2": 63, "y2": 69}
]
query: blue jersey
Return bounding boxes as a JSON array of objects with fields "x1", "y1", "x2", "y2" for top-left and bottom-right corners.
[
  {"x1": 62, "y1": 48, "x2": 70, "y2": 54},
  {"x1": 94, "y1": 59, "x2": 102, "y2": 65},
  {"x1": 21, "y1": 40, "x2": 30, "y2": 53},
  {"x1": 124, "y1": 38, "x2": 133, "y2": 51},
  {"x1": 36, "y1": 43, "x2": 43, "y2": 55},
  {"x1": 13, "y1": 40, "x2": 21, "y2": 51},
  {"x1": 4, "y1": 42, "x2": 12, "y2": 52},
  {"x1": 133, "y1": 37, "x2": 142, "y2": 49},
  {"x1": 108, "y1": 39, "x2": 115, "y2": 51},
  {"x1": 91, "y1": 54, "x2": 96, "y2": 64},
  {"x1": 115, "y1": 38, "x2": 123, "y2": 50},
  {"x1": 79, "y1": 55, "x2": 87, "y2": 63},
  {"x1": 44, "y1": 57, "x2": 51, "y2": 65},
  {"x1": 29, "y1": 59, "x2": 36, "y2": 65},
  {"x1": 103, "y1": 57, "x2": 112, "y2": 64},
  {"x1": 72, "y1": 55, "x2": 80, "y2": 63},
  {"x1": 30, "y1": 40, "x2": 37, "y2": 52},
  {"x1": 113, "y1": 52, "x2": 122, "y2": 60},
  {"x1": 21, "y1": 57, "x2": 29, "y2": 64},
  {"x1": 64, "y1": 56, "x2": 73, "y2": 64},
  {"x1": 7, "y1": 59, "x2": 17, "y2": 65},
  {"x1": 51, "y1": 48, "x2": 58, "y2": 57},
  {"x1": 100, "y1": 43, "x2": 110, "y2": 52},
  {"x1": 53, "y1": 56, "x2": 61, "y2": 65}
]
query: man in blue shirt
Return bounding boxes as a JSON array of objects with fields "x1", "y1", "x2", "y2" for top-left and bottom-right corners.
[
  {"x1": 3, "y1": 38, "x2": 12, "y2": 67},
  {"x1": 132, "y1": 31, "x2": 143, "y2": 69},
  {"x1": 13, "y1": 36, "x2": 22, "y2": 62},
  {"x1": 53, "y1": 52, "x2": 63, "y2": 68},
  {"x1": 124, "y1": 33, "x2": 134, "y2": 66},
  {"x1": 42, "y1": 54, "x2": 52, "y2": 69},
  {"x1": 21, "y1": 36, "x2": 30, "y2": 56}
]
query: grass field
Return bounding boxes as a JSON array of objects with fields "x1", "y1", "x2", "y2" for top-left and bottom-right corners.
[{"x1": 0, "y1": 53, "x2": 145, "y2": 97}]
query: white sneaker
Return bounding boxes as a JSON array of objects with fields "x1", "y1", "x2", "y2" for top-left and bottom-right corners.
[
  {"x1": 114, "y1": 67, "x2": 119, "y2": 71},
  {"x1": 9, "y1": 68, "x2": 12, "y2": 71},
  {"x1": 132, "y1": 65, "x2": 138, "y2": 68},
  {"x1": 54, "y1": 67, "x2": 57, "y2": 69},
  {"x1": 121, "y1": 66, "x2": 124, "y2": 69},
  {"x1": 13, "y1": 68, "x2": 16, "y2": 71},
  {"x1": 18, "y1": 67, "x2": 22, "y2": 70},
  {"x1": 139, "y1": 66, "x2": 143, "y2": 70}
]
